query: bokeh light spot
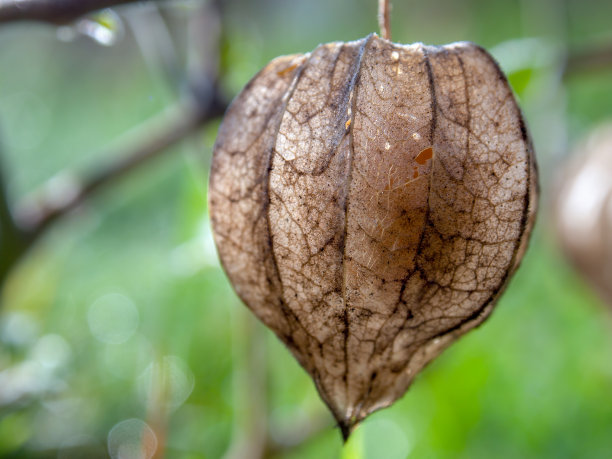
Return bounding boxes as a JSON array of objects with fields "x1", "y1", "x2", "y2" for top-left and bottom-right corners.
[
  {"x1": 362, "y1": 418, "x2": 413, "y2": 459},
  {"x1": 31, "y1": 334, "x2": 71, "y2": 369},
  {"x1": 138, "y1": 355, "x2": 195, "y2": 412},
  {"x1": 87, "y1": 293, "x2": 139, "y2": 344},
  {"x1": 107, "y1": 419, "x2": 157, "y2": 459}
]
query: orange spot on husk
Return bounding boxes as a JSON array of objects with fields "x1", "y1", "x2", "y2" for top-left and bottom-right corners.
[
  {"x1": 277, "y1": 63, "x2": 298, "y2": 77},
  {"x1": 415, "y1": 147, "x2": 433, "y2": 165}
]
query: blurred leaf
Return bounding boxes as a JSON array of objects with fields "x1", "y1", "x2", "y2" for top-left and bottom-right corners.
[
  {"x1": 0, "y1": 412, "x2": 30, "y2": 453},
  {"x1": 341, "y1": 429, "x2": 363, "y2": 459},
  {"x1": 507, "y1": 67, "x2": 534, "y2": 97}
]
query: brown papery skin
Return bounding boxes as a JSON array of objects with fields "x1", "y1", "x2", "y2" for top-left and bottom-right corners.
[{"x1": 209, "y1": 34, "x2": 537, "y2": 438}]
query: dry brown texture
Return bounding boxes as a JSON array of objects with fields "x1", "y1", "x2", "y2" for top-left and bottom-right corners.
[{"x1": 209, "y1": 34, "x2": 537, "y2": 437}]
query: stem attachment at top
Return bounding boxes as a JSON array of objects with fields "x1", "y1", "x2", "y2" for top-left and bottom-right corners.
[{"x1": 378, "y1": 0, "x2": 391, "y2": 41}]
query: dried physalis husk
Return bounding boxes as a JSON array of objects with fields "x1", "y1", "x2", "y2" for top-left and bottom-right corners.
[
  {"x1": 209, "y1": 34, "x2": 537, "y2": 438},
  {"x1": 556, "y1": 124, "x2": 612, "y2": 305}
]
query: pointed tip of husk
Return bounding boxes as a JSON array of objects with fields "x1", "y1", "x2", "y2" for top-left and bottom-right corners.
[
  {"x1": 340, "y1": 422, "x2": 351, "y2": 443},
  {"x1": 338, "y1": 418, "x2": 359, "y2": 443}
]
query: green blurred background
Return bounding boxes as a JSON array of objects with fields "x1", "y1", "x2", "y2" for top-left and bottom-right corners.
[{"x1": 1, "y1": 0, "x2": 612, "y2": 457}]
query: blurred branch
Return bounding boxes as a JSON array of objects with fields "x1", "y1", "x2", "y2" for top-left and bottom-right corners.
[
  {"x1": 188, "y1": 0, "x2": 223, "y2": 95},
  {"x1": 15, "y1": 89, "x2": 227, "y2": 245},
  {"x1": 0, "y1": 0, "x2": 168, "y2": 25},
  {"x1": 0, "y1": 0, "x2": 230, "y2": 293},
  {"x1": 0, "y1": 146, "x2": 29, "y2": 282},
  {"x1": 564, "y1": 43, "x2": 612, "y2": 78},
  {"x1": 125, "y1": 3, "x2": 183, "y2": 99}
]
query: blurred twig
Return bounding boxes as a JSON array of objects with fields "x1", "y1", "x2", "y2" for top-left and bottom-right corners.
[
  {"x1": 188, "y1": 0, "x2": 223, "y2": 99},
  {"x1": 125, "y1": 3, "x2": 183, "y2": 99},
  {"x1": 15, "y1": 91, "x2": 227, "y2": 246},
  {"x1": 0, "y1": 0, "x2": 168, "y2": 24},
  {"x1": 564, "y1": 43, "x2": 612, "y2": 78},
  {"x1": 0, "y1": 146, "x2": 29, "y2": 282},
  {"x1": 0, "y1": 0, "x2": 230, "y2": 289}
]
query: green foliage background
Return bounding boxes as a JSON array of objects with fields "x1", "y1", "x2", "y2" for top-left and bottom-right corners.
[{"x1": 1, "y1": 0, "x2": 612, "y2": 457}]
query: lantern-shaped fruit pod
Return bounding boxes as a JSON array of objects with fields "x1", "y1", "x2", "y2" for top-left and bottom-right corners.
[{"x1": 209, "y1": 34, "x2": 537, "y2": 437}]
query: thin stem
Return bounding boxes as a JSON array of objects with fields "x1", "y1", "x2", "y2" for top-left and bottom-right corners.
[{"x1": 378, "y1": 0, "x2": 391, "y2": 41}]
